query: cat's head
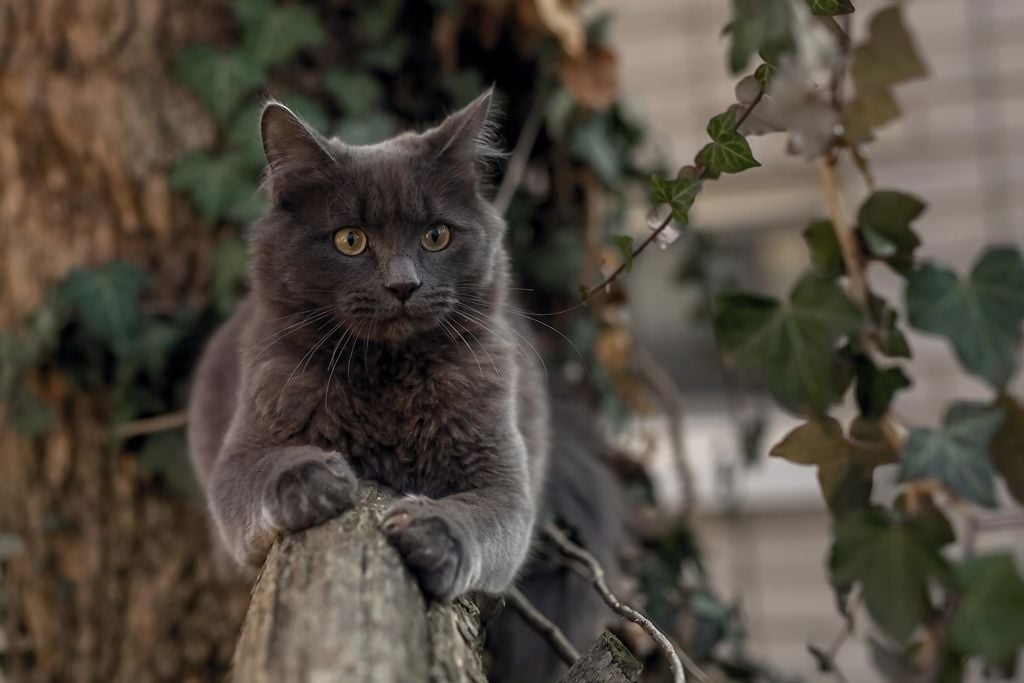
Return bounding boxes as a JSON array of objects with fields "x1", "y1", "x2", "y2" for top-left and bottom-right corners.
[{"x1": 248, "y1": 90, "x2": 506, "y2": 344}]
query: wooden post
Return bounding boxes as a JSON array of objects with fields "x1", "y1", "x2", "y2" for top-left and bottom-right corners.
[{"x1": 231, "y1": 484, "x2": 486, "y2": 683}]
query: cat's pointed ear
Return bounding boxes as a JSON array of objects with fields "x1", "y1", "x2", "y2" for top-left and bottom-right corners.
[
  {"x1": 260, "y1": 101, "x2": 336, "y2": 201},
  {"x1": 425, "y1": 88, "x2": 503, "y2": 173}
]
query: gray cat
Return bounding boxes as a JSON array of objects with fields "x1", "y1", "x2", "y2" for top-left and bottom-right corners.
[{"x1": 188, "y1": 90, "x2": 622, "y2": 678}]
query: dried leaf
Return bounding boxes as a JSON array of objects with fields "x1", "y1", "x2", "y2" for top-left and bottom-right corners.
[
  {"x1": 536, "y1": 0, "x2": 585, "y2": 58},
  {"x1": 559, "y1": 46, "x2": 618, "y2": 110}
]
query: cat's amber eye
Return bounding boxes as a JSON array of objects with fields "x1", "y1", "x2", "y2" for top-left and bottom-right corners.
[
  {"x1": 421, "y1": 224, "x2": 451, "y2": 252},
  {"x1": 334, "y1": 228, "x2": 367, "y2": 256}
]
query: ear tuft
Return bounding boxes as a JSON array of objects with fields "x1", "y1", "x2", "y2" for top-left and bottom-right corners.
[
  {"x1": 260, "y1": 101, "x2": 336, "y2": 201},
  {"x1": 428, "y1": 87, "x2": 505, "y2": 169}
]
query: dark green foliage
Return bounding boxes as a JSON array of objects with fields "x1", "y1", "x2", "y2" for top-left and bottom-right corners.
[
  {"x1": 906, "y1": 246, "x2": 1024, "y2": 387},
  {"x1": 857, "y1": 190, "x2": 923, "y2": 273},
  {"x1": 806, "y1": 0, "x2": 854, "y2": 15},
  {"x1": 950, "y1": 554, "x2": 1024, "y2": 665},
  {"x1": 726, "y1": 0, "x2": 795, "y2": 74},
  {"x1": 612, "y1": 235, "x2": 634, "y2": 272},
  {"x1": 713, "y1": 273, "x2": 861, "y2": 414},
  {"x1": 802, "y1": 219, "x2": 843, "y2": 278},
  {"x1": 830, "y1": 506, "x2": 953, "y2": 642},
  {"x1": 696, "y1": 112, "x2": 760, "y2": 177},
  {"x1": 651, "y1": 173, "x2": 701, "y2": 224},
  {"x1": 899, "y1": 402, "x2": 1004, "y2": 508}
]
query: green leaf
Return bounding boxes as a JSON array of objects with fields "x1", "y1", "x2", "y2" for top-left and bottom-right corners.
[
  {"x1": 869, "y1": 294, "x2": 912, "y2": 358},
  {"x1": 906, "y1": 247, "x2": 1024, "y2": 387},
  {"x1": 806, "y1": 0, "x2": 854, "y2": 15},
  {"x1": 360, "y1": 36, "x2": 409, "y2": 73},
  {"x1": 854, "y1": 355, "x2": 910, "y2": 418},
  {"x1": 612, "y1": 235, "x2": 634, "y2": 273},
  {"x1": 281, "y1": 95, "x2": 329, "y2": 133},
  {"x1": 802, "y1": 219, "x2": 844, "y2": 278},
  {"x1": 851, "y1": 6, "x2": 927, "y2": 93},
  {"x1": 173, "y1": 45, "x2": 264, "y2": 122},
  {"x1": 571, "y1": 115, "x2": 620, "y2": 186},
  {"x1": 992, "y1": 394, "x2": 1024, "y2": 506},
  {"x1": 355, "y1": 0, "x2": 403, "y2": 43},
  {"x1": 754, "y1": 62, "x2": 776, "y2": 91},
  {"x1": 899, "y1": 402, "x2": 1004, "y2": 507},
  {"x1": 950, "y1": 554, "x2": 1024, "y2": 664},
  {"x1": 238, "y1": 2, "x2": 325, "y2": 68},
  {"x1": 650, "y1": 174, "x2": 701, "y2": 224},
  {"x1": 714, "y1": 273, "x2": 861, "y2": 414},
  {"x1": 727, "y1": 0, "x2": 795, "y2": 74},
  {"x1": 212, "y1": 236, "x2": 249, "y2": 316},
  {"x1": 771, "y1": 416, "x2": 896, "y2": 514},
  {"x1": 170, "y1": 152, "x2": 262, "y2": 224},
  {"x1": 857, "y1": 190, "x2": 923, "y2": 269},
  {"x1": 830, "y1": 506, "x2": 952, "y2": 642},
  {"x1": 58, "y1": 262, "x2": 147, "y2": 356},
  {"x1": 324, "y1": 70, "x2": 383, "y2": 116},
  {"x1": 337, "y1": 115, "x2": 397, "y2": 146},
  {"x1": 696, "y1": 112, "x2": 760, "y2": 176}
]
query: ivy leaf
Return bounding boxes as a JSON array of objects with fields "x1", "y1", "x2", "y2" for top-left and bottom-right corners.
[
  {"x1": 851, "y1": 6, "x2": 927, "y2": 93},
  {"x1": 324, "y1": 70, "x2": 383, "y2": 117},
  {"x1": 696, "y1": 112, "x2": 760, "y2": 177},
  {"x1": 6, "y1": 384, "x2": 54, "y2": 436},
  {"x1": 754, "y1": 62, "x2": 776, "y2": 91},
  {"x1": 869, "y1": 294, "x2": 911, "y2": 358},
  {"x1": 771, "y1": 417, "x2": 896, "y2": 514},
  {"x1": 830, "y1": 506, "x2": 953, "y2": 643},
  {"x1": 844, "y1": 88, "x2": 900, "y2": 142},
  {"x1": 571, "y1": 115, "x2": 620, "y2": 185},
  {"x1": 171, "y1": 152, "x2": 262, "y2": 224},
  {"x1": 950, "y1": 554, "x2": 1024, "y2": 665},
  {"x1": 906, "y1": 247, "x2": 1024, "y2": 387},
  {"x1": 802, "y1": 219, "x2": 844, "y2": 278},
  {"x1": 726, "y1": 0, "x2": 795, "y2": 74},
  {"x1": 992, "y1": 394, "x2": 1024, "y2": 506},
  {"x1": 806, "y1": 0, "x2": 854, "y2": 15},
  {"x1": 650, "y1": 173, "x2": 701, "y2": 224},
  {"x1": 238, "y1": 2, "x2": 325, "y2": 68},
  {"x1": 854, "y1": 355, "x2": 911, "y2": 419},
  {"x1": 612, "y1": 235, "x2": 634, "y2": 273},
  {"x1": 58, "y1": 262, "x2": 147, "y2": 357},
  {"x1": 900, "y1": 402, "x2": 1004, "y2": 508},
  {"x1": 714, "y1": 273, "x2": 861, "y2": 414},
  {"x1": 173, "y1": 45, "x2": 264, "y2": 122},
  {"x1": 857, "y1": 190, "x2": 923, "y2": 271}
]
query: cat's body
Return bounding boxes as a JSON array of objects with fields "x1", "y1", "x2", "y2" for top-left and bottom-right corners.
[{"x1": 189, "y1": 90, "x2": 622, "y2": 679}]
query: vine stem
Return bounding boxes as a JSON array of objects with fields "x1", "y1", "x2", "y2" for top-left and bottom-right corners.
[
  {"x1": 115, "y1": 411, "x2": 187, "y2": 439},
  {"x1": 578, "y1": 90, "x2": 766, "y2": 303},
  {"x1": 504, "y1": 587, "x2": 580, "y2": 666},
  {"x1": 817, "y1": 157, "x2": 867, "y2": 309},
  {"x1": 543, "y1": 523, "x2": 710, "y2": 683}
]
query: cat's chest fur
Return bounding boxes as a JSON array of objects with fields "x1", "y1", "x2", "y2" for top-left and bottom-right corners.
[{"x1": 250, "y1": 330, "x2": 515, "y2": 497}]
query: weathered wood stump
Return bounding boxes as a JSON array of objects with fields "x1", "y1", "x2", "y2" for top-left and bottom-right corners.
[
  {"x1": 232, "y1": 484, "x2": 486, "y2": 683},
  {"x1": 559, "y1": 632, "x2": 642, "y2": 683}
]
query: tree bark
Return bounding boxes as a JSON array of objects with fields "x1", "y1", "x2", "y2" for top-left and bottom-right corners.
[
  {"x1": 558, "y1": 632, "x2": 642, "y2": 683},
  {"x1": 0, "y1": 1, "x2": 250, "y2": 681},
  {"x1": 232, "y1": 484, "x2": 486, "y2": 683}
]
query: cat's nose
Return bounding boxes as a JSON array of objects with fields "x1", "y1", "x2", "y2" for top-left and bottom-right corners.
[{"x1": 386, "y1": 280, "x2": 421, "y2": 302}]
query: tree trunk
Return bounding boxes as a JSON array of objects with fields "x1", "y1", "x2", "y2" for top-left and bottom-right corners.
[
  {"x1": 0, "y1": 1, "x2": 250, "y2": 681},
  {"x1": 232, "y1": 485, "x2": 486, "y2": 683}
]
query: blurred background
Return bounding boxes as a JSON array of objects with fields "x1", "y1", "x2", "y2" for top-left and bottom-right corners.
[{"x1": 1, "y1": 0, "x2": 1022, "y2": 681}]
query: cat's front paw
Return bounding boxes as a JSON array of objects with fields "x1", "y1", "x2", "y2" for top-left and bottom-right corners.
[
  {"x1": 382, "y1": 497, "x2": 471, "y2": 601},
  {"x1": 262, "y1": 452, "x2": 357, "y2": 533}
]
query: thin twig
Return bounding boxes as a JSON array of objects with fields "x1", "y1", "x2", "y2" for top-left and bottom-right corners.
[
  {"x1": 578, "y1": 90, "x2": 766, "y2": 304},
  {"x1": 544, "y1": 522, "x2": 710, "y2": 683},
  {"x1": 505, "y1": 587, "x2": 580, "y2": 666},
  {"x1": 494, "y1": 93, "x2": 549, "y2": 217},
  {"x1": 817, "y1": 157, "x2": 867, "y2": 309},
  {"x1": 115, "y1": 411, "x2": 188, "y2": 439},
  {"x1": 634, "y1": 344, "x2": 696, "y2": 518}
]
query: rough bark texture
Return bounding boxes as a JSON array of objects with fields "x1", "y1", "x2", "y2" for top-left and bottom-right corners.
[
  {"x1": 559, "y1": 632, "x2": 642, "y2": 683},
  {"x1": 0, "y1": 1, "x2": 251, "y2": 681},
  {"x1": 232, "y1": 484, "x2": 486, "y2": 683}
]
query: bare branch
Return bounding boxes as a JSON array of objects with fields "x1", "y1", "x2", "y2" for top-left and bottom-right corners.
[
  {"x1": 543, "y1": 523, "x2": 711, "y2": 683},
  {"x1": 495, "y1": 94, "x2": 549, "y2": 217},
  {"x1": 505, "y1": 587, "x2": 580, "y2": 666},
  {"x1": 115, "y1": 411, "x2": 187, "y2": 439}
]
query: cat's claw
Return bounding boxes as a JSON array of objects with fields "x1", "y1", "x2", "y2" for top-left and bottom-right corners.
[
  {"x1": 382, "y1": 497, "x2": 469, "y2": 602},
  {"x1": 262, "y1": 452, "x2": 357, "y2": 533}
]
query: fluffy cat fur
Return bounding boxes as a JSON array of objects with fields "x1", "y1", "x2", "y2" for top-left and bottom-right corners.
[{"x1": 188, "y1": 90, "x2": 622, "y2": 679}]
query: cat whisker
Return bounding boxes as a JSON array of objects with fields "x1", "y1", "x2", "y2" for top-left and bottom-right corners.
[
  {"x1": 448, "y1": 316, "x2": 499, "y2": 378},
  {"x1": 450, "y1": 303, "x2": 547, "y2": 381},
  {"x1": 253, "y1": 309, "x2": 335, "y2": 360}
]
